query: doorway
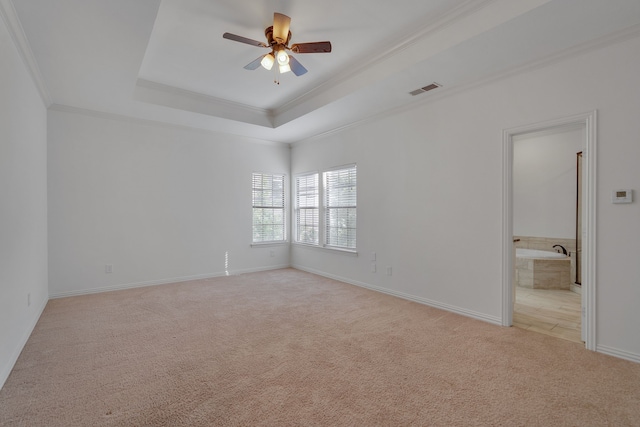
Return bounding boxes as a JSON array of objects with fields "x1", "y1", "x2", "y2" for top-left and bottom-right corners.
[
  {"x1": 511, "y1": 124, "x2": 583, "y2": 342},
  {"x1": 502, "y1": 111, "x2": 597, "y2": 350}
]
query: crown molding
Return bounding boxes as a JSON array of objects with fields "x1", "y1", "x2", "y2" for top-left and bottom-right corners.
[
  {"x1": 134, "y1": 79, "x2": 275, "y2": 128},
  {"x1": 294, "y1": 23, "x2": 640, "y2": 147},
  {"x1": 435, "y1": 21, "x2": 640, "y2": 111},
  {"x1": 0, "y1": 0, "x2": 52, "y2": 106},
  {"x1": 274, "y1": 0, "x2": 508, "y2": 119},
  {"x1": 136, "y1": 78, "x2": 271, "y2": 116},
  {"x1": 48, "y1": 103, "x2": 287, "y2": 147}
]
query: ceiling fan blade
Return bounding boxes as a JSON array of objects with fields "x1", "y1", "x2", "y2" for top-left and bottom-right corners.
[
  {"x1": 288, "y1": 55, "x2": 308, "y2": 76},
  {"x1": 244, "y1": 55, "x2": 265, "y2": 70},
  {"x1": 273, "y1": 13, "x2": 291, "y2": 44},
  {"x1": 223, "y1": 32, "x2": 268, "y2": 48},
  {"x1": 290, "y1": 41, "x2": 332, "y2": 54}
]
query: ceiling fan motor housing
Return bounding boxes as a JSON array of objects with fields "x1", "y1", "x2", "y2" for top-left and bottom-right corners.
[{"x1": 265, "y1": 26, "x2": 291, "y2": 47}]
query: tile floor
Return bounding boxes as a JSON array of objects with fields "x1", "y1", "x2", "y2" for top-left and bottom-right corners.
[{"x1": 513, "y1": 286, "x2": 582, "y2": 343}]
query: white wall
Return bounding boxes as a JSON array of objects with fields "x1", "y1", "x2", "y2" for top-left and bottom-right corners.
[
  {"x1": 513, "y1": 126, "x2": 584, "y2": 238},
  {"x1": 291, "y1": 34, "x2": 640, "y2": 360},
  {"x1": 48, "y1": 109, "x2": 290, "y2": 297},
  {"x1": 0, "y1": 17, "x2": 48, "y2": 388}
]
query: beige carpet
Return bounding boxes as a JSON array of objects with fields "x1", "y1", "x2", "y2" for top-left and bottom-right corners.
[{"x1": 1, "y1": 268, "x2": 639, "y2": 426}]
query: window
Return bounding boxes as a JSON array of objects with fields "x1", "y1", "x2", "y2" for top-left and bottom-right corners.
[
  {"x1": 295, "y1": 173, "x2": 319, "y2": 245},
  {"x1": 324, "y1": 166, "x2": 357, "y2": 250},
  {"x1": 252, "y1": 173, "x2": 285, "y2": 243},
  {"x1": 294, "y1": 165, "x2": 357, "y2": 251}
]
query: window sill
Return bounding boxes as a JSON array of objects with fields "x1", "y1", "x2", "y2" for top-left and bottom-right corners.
[
  {"x1": 292, "y1": 242, "x2": 358, "y2": 256},
  {"x1": 251, "y1": 241, "x2": 289, "y2": 248}
]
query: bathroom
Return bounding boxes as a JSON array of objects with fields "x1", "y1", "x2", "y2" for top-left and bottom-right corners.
[{"x1": 512, "y1": 123, "x2": 584, "y2": 342}]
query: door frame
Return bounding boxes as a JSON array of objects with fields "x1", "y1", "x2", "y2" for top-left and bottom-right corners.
[{"x1": 501, "y1": 111, "x2": 597, "y2": 350}]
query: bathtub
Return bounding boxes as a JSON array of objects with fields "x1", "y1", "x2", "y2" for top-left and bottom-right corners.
[{"x1": 515, "y1": 248, "x2": 571, "y2": 289}]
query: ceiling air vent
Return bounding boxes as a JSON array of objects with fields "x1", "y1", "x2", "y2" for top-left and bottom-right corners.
[{"x1": 409, "y1": 82, "x2": 441, "y2": 96}]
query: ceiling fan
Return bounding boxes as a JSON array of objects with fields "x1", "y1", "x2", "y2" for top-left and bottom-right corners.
[{"x1": 223, "y1": 12, "x2": 331, "y2": 79}]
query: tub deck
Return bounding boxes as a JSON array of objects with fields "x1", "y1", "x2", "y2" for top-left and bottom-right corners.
[{"x1": 516, "y1": 252, "x2": 571, "y2": 290}]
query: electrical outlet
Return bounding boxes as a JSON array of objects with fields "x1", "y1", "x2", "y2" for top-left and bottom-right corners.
[
  {"x1": 371, "y1": 262, "x2": 377, "y2": 273},
  {"x1": 105, "y1": 264, "x2": 113, "y2": 274},
  {"x1": 27, "y1": 293, "x2": 31, "y2": 307},
  {"x1": 386, "y1": 267, "x2": 392, "y2": 276},
  {"x1": 270, "y1": 250, "x2": 275, "y2": 257}
]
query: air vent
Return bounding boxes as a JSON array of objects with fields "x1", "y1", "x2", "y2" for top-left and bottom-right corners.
[{"x1": 409, "y1": 82, "x2": 441, "y2": 96}]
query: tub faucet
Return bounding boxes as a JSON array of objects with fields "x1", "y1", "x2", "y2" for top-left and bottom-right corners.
[{"x1": 553, "y1": 244, "x2": 568, "y2": 255}]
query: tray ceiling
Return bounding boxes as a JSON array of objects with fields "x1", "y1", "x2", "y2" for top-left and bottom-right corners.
[{"x1": 7, "y1": 0, "x2": 640, "y2": 143}]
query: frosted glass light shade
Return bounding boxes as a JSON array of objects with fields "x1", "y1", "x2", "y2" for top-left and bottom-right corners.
[
  {"x1": 261, "y1": 53, "x2": 275, "y2": 70},
  {"x1": 279, "y1": 63, "x2": 291, "y2": 73},
  {"x1": 276, "y1": 49, "x2": 289, "y2": 66}
]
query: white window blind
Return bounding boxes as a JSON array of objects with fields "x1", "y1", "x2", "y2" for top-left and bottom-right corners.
[
  {"x1": 324, "y1": 165, "x2": 357, "y2": 249},
  {"x1": 295, "y1": 173, "x2": 319, "y2": 245},
  {"x1": 252, "y1": 173, "x2": 285, "y2": 243}
]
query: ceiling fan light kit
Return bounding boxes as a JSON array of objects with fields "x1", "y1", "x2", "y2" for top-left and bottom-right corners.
[
  {"x1": 223, "y1": 12, "x2": 332, "y2": 82},
  {"x1": 276, "y1": 49, "x2": 289, "y2": 65},
  {"x1": 279, "y1": 63, "x2": 291, "y2": 74},
  {"x1": 260, "y1": 53, "x2": 274, "y2": 70}
]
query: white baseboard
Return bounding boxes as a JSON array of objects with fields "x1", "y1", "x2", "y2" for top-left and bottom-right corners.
[
  {"x1": 49, "y1": 264, "x2": 291, "y2": 299},
  {"x1": 597, "y1": 345, "x2": 640, "y2": 364},
  {"x1": 292, "y1": 265, "x2": 502, "y2": 326},
  {"x1": 0, "y1": 294, "x2": 48, "y2": 390}
]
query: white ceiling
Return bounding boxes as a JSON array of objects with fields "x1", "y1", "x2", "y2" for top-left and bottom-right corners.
[{"x1": 8, "y1": 0, "x2": 640, "y2": 143}]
